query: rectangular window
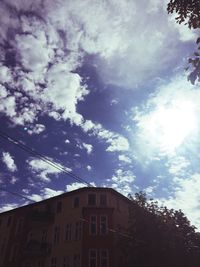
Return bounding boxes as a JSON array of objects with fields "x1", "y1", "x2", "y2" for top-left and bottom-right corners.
[
  {"x1": 100, "y1": 194, "x2": 107, "y2": 206},
  {"x1": 38, "y1": 260, "x2": 44, "y2": 267},
  {"x1": 1, "y1": 238, "x2": 7, "y2": 254},
  {"x1": 100, "y1": 250, "x2": 109, "y2": 267},
  {"x1": 90, "y1": 216, "x2": 97, "y2": 235},
  {"x1": 7, "y1": 216, "x2": 12, "y2": 227},
  {"x1": 65, "y1": 223, "x2": 72, "y2": 241},
  {"x1": 100, "y1": 216, "x2": 108, "y2": 235},
  {"x1": 75, "y1": 221, "x2": 82, "y2": 240},
  {"x1": 63, "y1": 256, "x2": 70, "y2": 267},
  {"x1": 74, "y1": 197, "x2": 79, "y2": 208},
  {"x1": 51, "y1": 257, "x2": 57, "y2": 267},
  {"x1": 73, "y1": 254, "x2": 80, "y2": 267},
  {"x1": 54, "y1": 226, "x2": 60, "y2": 245},
  {"x1": 88, "y1": 194, "x2": 96, "y2": 206},
  {"x1": 16, "y1": 218, "x2": 23, "y2": 234},
  {"x1": 89, "y1": 250, "x2": 97, "y2": 267},
  {"x1": 57, "y1": 201, "x2": 62, "y2": 213},
  {"x1": 41, "y1": 229, "x2": 47, "y2": 242}
]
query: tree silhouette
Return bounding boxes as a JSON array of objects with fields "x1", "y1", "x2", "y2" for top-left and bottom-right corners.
[
  {"x1": 118, "y1": 192, "x2": 200, "y2": 267},
  {"x1": 167, "y1": 0, "x2": 200, "y2": 84}
]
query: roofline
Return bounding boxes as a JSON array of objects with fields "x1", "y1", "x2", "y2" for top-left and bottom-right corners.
[{"x1": 0, "y1": 187, "x2": 131, "y2": 215}]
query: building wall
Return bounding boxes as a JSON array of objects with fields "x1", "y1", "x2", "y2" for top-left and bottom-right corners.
[{"x1": 0, "y1": 188, "x2": 131, "y2": 267}]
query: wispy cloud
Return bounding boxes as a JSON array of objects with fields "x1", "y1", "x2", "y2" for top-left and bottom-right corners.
[
  {"x1": 2, "y1": 152, "x2": 17, "y2": 172},
  {"x1": 107, "y1": 169, "x2": 136, "y2": 196},
  {"x1": 160, "y1": 173, "x2": 200, "y2": 230},
  {"x1": 27, "y1": 157, "x2": 71, "y2": 182},
  {"x1": 132, "y1": 75, "x2": 200, "y2": 162}
]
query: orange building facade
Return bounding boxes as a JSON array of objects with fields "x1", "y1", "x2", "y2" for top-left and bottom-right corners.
[{"x1": 0, "y1": 187, "x2": 130, "y2": 267}]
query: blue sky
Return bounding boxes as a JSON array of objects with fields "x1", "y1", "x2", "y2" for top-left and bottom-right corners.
[{"x1": 0, "y1": 0, "x2": 200, "y2": 229}]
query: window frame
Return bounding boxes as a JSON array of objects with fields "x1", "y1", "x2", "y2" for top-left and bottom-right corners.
[
  {"x1": 65, "y1": 223, "x2": 72, "y2": 241},
  {"x1": 89, "y1": 249, "x2": 97, "y2": 267},
  {"x1": 100, "y1": 250, "x2": 109, "y2": 267},
  {"x1": 88, "y1": 194, "x2": 96, "y2": 206},
  {"x1": 100, "y1": 215, "x2": 108, "y2": 235},
  {"x1": 100, "y1": 194, "x2": 107, "y2": 206},
  {"x1": 90, "y1": 215, "x2": 97, "y2": 235}
]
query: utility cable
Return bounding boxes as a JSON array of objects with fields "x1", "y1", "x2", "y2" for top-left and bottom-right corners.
[
  {"x1": 0, "y1": 129, "x2": 93, "y2": 187},
  {"x1": 0, "y1": 187, "x2": 36, "y2": 203}
]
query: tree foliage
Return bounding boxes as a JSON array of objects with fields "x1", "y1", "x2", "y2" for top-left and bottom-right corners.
[
  {"x1": 167, "y1": 0, "x2": 200, "y2": 84},
  {"x1": 118, "y1": 192, "x2": 200, "y2": 267}
]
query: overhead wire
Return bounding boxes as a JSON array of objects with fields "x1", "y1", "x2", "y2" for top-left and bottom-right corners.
[
  {"x1": 0, "y1": 187, "x2": 36, "y2": 203},
  {"x1": 0, "y1": 129, "x2": 93, "y2": 187}
]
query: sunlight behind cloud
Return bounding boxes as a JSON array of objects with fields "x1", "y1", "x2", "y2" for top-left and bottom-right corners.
[
  {"x1": 144, "y1": 100, "x2": 197, "y2": 153},
  {"x1": 132, "y1": 75, "x2": 200, "y2": 160}
]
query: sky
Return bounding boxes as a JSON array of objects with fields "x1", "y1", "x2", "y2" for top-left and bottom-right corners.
[{"x1": 0, "y1": 0, "x2": 200, "y2": 229}]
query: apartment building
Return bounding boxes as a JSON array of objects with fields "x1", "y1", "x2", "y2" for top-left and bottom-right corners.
[{"x1": 0, "y1": 187, "x2": 131, "y2": 267}]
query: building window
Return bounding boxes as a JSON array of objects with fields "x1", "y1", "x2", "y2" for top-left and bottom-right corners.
[
  {"x1": 63, "y1": 256, "x2": 70, "y2": 267},
  {"x1": 41, "y1": 229, "x2": 47, "y2": 242},
  {"x1": 117, "y1": 199, "x2": 120, "y2": 211},
  {"x1": 100, "y1": 216, "x2": 108, "y2": 235},
  {"x1": 51, "y1": 257, "x2": 57, "y2": 267},
  {"x1": 1, "y1": 238, "x2": 6, "y2": 254},
  {"x1": 100, "y1": 194, "x2": 107, "y2": 206},
  {"x1": 88, "y1": 194, "x2": 96, "y2": 206},
  {"x1": 100, "y1": 250, "x2": 109, "y2": 267},
  {"x1": 38, "y1": 260, "x2": 44, "y2": 267},
  {"x1": 90, "y1": 215, "x2": 97, "y2": 235},
  {"x1": 9, "y1": 244, "x2": 18, "y2": 262},
  {"x1": 16, "y1": 218, "x2": 23, "y2": 234},
  {"x1": 73, "y1": 254, "x2": 80, "y2": 267},
  {"x1": 89, "y1": 250, "x2": 97, "y2": 267},
  {"x1": 74, "y1": 197, "x2": 79, "y2": 208},
  {"x1": 75, "y1": 221, "x2": 82, "y2": 240},
  {"x1": 57, "y1": 201, "x2": 62, "y2": 213},
  {"x1": 54, "y1": 226, "x2": 60, "y2": 245},
  {"x1": 7, "y1": 216, "x2": 12, "y2": 227},
  {"x1": 65, "y1": 223, "x2": 72, "y2": 241}
]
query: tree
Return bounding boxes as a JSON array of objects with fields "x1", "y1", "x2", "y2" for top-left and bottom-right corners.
[
  {"x1": 167, "y1": 0, "x2": 200, "y2": 84},
  {"x1": 118, "y1": 192, "x2": 200, "y2": 267}
]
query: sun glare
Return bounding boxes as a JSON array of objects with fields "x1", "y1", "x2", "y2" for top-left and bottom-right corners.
[{"x1": 144, "y1": 100, "x2": 197, "y2": 153}]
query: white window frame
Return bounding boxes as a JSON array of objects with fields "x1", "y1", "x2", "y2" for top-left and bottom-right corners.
[
  {"x1": 100, "y1": 215, "x2": 108, "y2": 235},
  {"x1": 100, "y1": 250, "x2": 109, "y2": 267},
  {"x1": 90, "y1": 215, "x2": 97, "y2": 235},
  {"x1": 89, "y1": 249, "x2": 97, "y2": 267}
]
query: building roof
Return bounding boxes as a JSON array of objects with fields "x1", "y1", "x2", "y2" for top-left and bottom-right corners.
[{"x1": 0, "y1": 187, "x2": 131, "y2": 216}]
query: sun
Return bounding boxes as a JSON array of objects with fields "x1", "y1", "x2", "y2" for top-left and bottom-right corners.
[{"x1": 140, "y1": 100, "x2": 197, "y2": 153}]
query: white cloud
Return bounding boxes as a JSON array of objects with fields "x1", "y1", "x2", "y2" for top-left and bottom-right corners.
[
  {"x1": 160, "y1": 173, "x2": 200, "y2": 230},
  {"x1": 87, "y1": 165, "x2": 92, "y2": 171},
  {"x1": 0, "y1": 203, "x2": 19, "y2": 213},
  {"x1": 2, "y1": 152, "x2": 17, "y2": 172},
  {"x1": 28, "y1": 187, "x2": 64, "y2": 202},
  {"x1": 166, "y1": 156, "x2": 191, "y2": 177},
  {"x1": 10, "y1": 176, "x2": 18, "y2": 185},
  {"x1": 118, "y1": 154, "x2": 132, "y2": 163},
  {"x1": 27, "y1": 124, "x2": 46, "y2": 135},
  {"x1": 66, "y1": 182, "x2": 95, "y2": 192},
  {"x1": 65, "y1": 139, "x2": 70, "y2": 144},
  {"x1": 108, "y1": 169, "x2": 135, "y2": 196},
  {"x1": 82, "y1": 143, "x2": 93, "y2": 155},
  {"x1": 132, "y1": 75, "x2": 200, "y2": 162},
  {"x1": 27, "y1": 158, "x2": 71, "y2": 182}
]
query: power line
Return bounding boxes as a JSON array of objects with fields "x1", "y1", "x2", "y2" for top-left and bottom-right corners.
[
  {"x1": 0, "y1": 129, "x2": 93, "y2": 187},
  {"x1": 0, "y1": 187, "x2": 36, "y2": 203}
]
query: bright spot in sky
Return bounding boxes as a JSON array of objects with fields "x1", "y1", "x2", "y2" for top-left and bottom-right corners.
[{"x1": 138, "y1": 100, "x2": 197, "y2": 153}]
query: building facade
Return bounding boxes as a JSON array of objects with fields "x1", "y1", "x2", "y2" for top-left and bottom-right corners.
[{"x1": 0, "y1": 187, "x2": 130, "y2": 267}]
